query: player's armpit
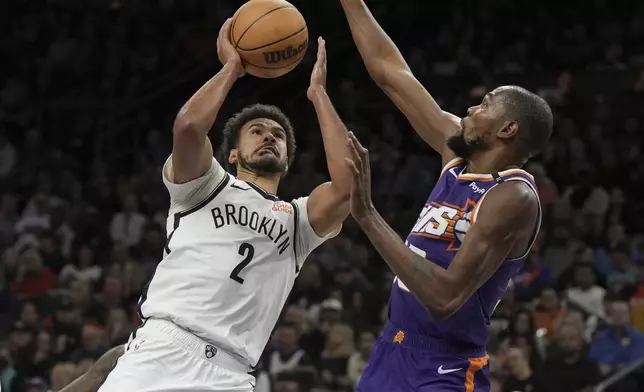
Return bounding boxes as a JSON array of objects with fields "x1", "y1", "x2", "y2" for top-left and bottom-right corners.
[
  {"x1": 290, "y1": 195, "x2": 342, "y2": 272},
  {"x1": 163, "y1": 156, "x2": 227, "y2": 208},
  {"x1": 441, "y1": 181, "x2": 539, "y2": 314},
  {"x1": 170, "y1": 130, "x2": 214, "y2": 184},
  {"x1": 306, "y1": 182, "x2": 348, "y2": 238}
]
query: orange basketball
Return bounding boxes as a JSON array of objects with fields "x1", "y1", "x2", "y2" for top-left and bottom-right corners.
[{"x1": 230, "y1": 0, "x2": 308, "y2": 78}]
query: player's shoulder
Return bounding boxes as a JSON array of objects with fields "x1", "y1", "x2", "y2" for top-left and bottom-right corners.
[
  {"x1": 476, "y1": 180, "x2": 539, "y2": 232},
  {"x1": 488, "y1": 179, "x2": 538, "y2": 209}
]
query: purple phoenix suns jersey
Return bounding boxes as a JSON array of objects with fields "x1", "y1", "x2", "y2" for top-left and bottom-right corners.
[{"x1": 389, "y1": 158, "x2": 541, "y2": 351}]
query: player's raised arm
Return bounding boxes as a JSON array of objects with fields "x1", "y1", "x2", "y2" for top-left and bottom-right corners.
[
  {"x1": 171, "y1": 18, "x2": 243, "y2": 184},
  {"x1": 339, "y1": 0, "x2": 460, "y2": 159},
  {"x1": 345, "y1": 133, "x2": 539, "y2": 320},
  {"x1": 304, "y1": 38, "x2": 351, "y2": 237}
]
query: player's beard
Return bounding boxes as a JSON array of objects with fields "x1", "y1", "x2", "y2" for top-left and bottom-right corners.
[
  {"x1": 238, "y1": 152, "x2": 286, "y2": 175},
  {"x1": 446, "y1": 130, "x2": 486, "y2": 159}
]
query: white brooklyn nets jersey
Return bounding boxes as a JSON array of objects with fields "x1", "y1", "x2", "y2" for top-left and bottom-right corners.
[{"x1": 139, "y1": 156, "x2": 338, "y2": 367}]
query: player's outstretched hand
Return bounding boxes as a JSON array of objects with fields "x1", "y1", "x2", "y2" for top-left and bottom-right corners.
[
  {"x1": 307, "y1": 37, "x2": 327, "y2": 100},
  {"x1": 217, "y1": 18, "x2": 244, "y2": 77},
  {"x1": 345, "y1": 131, "x2": 374, "y2": 221}
]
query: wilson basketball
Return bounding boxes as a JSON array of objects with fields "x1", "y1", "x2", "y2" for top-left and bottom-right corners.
[{"x1": 231, "y1": 0, "x2": 308, "y2": 78}]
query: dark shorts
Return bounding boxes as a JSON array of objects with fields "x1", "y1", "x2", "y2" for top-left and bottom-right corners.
[{"x1": 356, "y1": 323, "x2": 490, "y2": 392}]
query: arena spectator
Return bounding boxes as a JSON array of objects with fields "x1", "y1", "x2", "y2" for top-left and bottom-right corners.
[
  {"x1": 11, "y1": 248, "x2": 55, "y2": 300},
  {"x1": 58, "y1": 245, "x2": 102, "y2": 285},
  {"x1": 542, "y1": 321, "x2": 601, "y2": 392},
  {"x1": 513, "y1": 246, "x2": 554, "y2": 302},
  {"x1": 267, "y1": 322, "x2": 314, "y2": 379},
  {"x1": 533, "y1": 287, "x2": 564, "y2": 341},
  {"x1": 346, "y1": 330, "x2": 376, "y2": 388},
  {"x1": 273, "y1": 371, "x2": 302, "y2": 392},
  {"x1": 300, "y1": 298, "x2": 343, "y2": 363},
  {"x1": 318, "y1": 324, "x2": 354, "y2": 391},
  {"x1": 589, "y1": 300, "x2": 644, "y2": 376},
  {"x1": 109, "y1": 194, "x2": 147, "y2": 248},
  {"x1": 1, "y1": 344, "x2": 22, "y2": 392},
  {"x1": 500, "y1": 346, "x2": 548, "y2": 392},
  {"x1": 565, "y1": 264, "x2": 607, "y2": 318}
]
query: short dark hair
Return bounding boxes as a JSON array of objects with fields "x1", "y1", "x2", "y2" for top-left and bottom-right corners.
[
  {"x1": 219, "y1": 104, "x2": 296, "y2": 173},
  {"x1": 279, "y1": 321, "x2": 298, "y2": 331},
  {"x1": 573, "y1": 263, "x2": 595, "y2": 274},
  {"x1": 497, "y1": 86, "x2": 553, "y2": 161},
  {"x1": 275, "y1": 371, "x2": 301, "y2": 383}
]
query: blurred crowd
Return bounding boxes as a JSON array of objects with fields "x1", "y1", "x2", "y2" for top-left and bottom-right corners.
[{"x1": 2, "y1": 0, "x2": 644, "y2": 392}]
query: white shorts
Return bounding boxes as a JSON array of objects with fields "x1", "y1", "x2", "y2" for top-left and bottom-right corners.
[{"x1": 97, "y1": 319, "x2": 255, "y2": 392}]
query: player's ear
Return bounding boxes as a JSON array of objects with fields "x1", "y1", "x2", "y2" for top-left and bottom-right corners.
[
  {"x1": 228, "y1": 149, "x2": 238, "y2": 165},
  {"x1": 498, "y1": 121, "x2": 519, "y2": 139}
]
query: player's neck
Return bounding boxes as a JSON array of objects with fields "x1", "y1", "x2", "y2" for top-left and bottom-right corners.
[
  {"x1": 237, "y1": 171, "x2": 280, "y2": 194},
  {"x1": 466, "y1": 149, "x2": 519, "y2": 175}
]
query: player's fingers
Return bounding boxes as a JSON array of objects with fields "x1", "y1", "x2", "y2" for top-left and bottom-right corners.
[
  {"x1": 222, "y1": 18, "x2": 234, "y2": 45},
  {"x1": 218, "y1": 18, "x2": 227, "y2": 41},
  {"x1": 346, "y1": 134, "x2": 363, "y2": 171},
  {"x1": 348, "y1": 131, "x2": 368, "y2": 163},
  {"x1": 345, "y1": 158, "x2": 360, "y2": 178},
  {"x1": 363, "y1": 145, "x2": 371, "y2": 180},
  {"x1": 318, "y1": 37, "x2": 326, "y2": 60},
  {"x1": 348, "y1": 130, "x2": 365, "y2": 151}
]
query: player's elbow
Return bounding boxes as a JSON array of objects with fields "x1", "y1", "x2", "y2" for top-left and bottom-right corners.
[
  {"x1": 173, "y1": 112, "x2": 198, "y2": 135},
  {"x1": 422, "y1": 295, "x2": 462, "y2": 321},
  {"x1": 423, "y1": 303, "x2": 451, "y2": 321},
  {"x1": 381, "y1": 67, "x2": 416, "y2": 91},
  {"x1": 328, "y1": 182, "x2": 351, "y2": 204},
  {"x1": 369, "y1": 60, "x2": 410, "y2": 86}
]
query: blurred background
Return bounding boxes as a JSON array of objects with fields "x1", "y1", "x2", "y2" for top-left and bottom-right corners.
[{"x1": 2, "y1": 0, "x2": 644, "y2": 391}]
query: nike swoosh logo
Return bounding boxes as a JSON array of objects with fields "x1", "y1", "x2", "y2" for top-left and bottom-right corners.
[
  {"x1": 231, "y1": 184, "x2": 250, "y2": 191},
  {"x1": 449, "y1": 168, "x2": 459, "y2": 177},
  {"x1": 437, "y1": 365, "x2": 462, "y2": 374}
]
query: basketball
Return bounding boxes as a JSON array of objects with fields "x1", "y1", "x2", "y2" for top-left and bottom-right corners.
[{"x1": 231, "y1": 0, "x2": 308, "y2": 78}]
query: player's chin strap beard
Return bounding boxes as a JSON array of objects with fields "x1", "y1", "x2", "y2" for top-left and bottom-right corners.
[{"x1": 237, "y1": 155, "x2": 285, "y2": 178}]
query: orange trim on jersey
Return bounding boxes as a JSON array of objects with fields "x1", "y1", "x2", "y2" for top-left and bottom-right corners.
[
  {"x1": 470, "y1": 200, "x2": 483, "y2": 223},
  {"x1": 464, "y1": 355, "x2": 489, "y2": 392},
  {"x1": 500, "y1": 169, "x2": 534, "y2": 180},
  {"x1": 440, "y1": 158, "x2": 465, "y2": 178},
  {"x1": 457, "y1": 168, "x2": 534, "y2": 182},
  {"x1": 456, "y1": 174, "x2": 497, "y2": 182}
]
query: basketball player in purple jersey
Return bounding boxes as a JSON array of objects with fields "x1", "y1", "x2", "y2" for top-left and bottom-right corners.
[{"x1": 340, "y1": 1, "x2": 553, "y2": 391}]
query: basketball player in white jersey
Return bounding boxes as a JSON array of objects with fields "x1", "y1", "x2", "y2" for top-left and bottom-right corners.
[{"x1": 98, "y1": 20, "x2": 351, "y2": 392}]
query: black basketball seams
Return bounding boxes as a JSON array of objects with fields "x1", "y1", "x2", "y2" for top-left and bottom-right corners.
[
  {"x1": 233, "y1": 5, "x2": 295, "y2": 48},
  {"x1": 230, "y1": 14, "x2": 240, "y2": 48},
  {"x1": 237, "y1": 25, "x2": 307, "y2": 51}
]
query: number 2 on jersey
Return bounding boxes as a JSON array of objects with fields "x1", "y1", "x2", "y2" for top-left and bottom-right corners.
[{"x1": 230, "y1": 243, "x2": 255, "y2": 284}]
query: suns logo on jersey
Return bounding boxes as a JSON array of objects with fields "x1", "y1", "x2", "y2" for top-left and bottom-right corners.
[{"x1": 409, "y1": 199, "x2": 477, "y2": 250}]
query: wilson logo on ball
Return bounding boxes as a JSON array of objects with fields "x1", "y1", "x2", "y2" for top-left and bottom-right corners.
[{"x1": 262, "y1": 39, "x2": 308, "y2": 64}]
